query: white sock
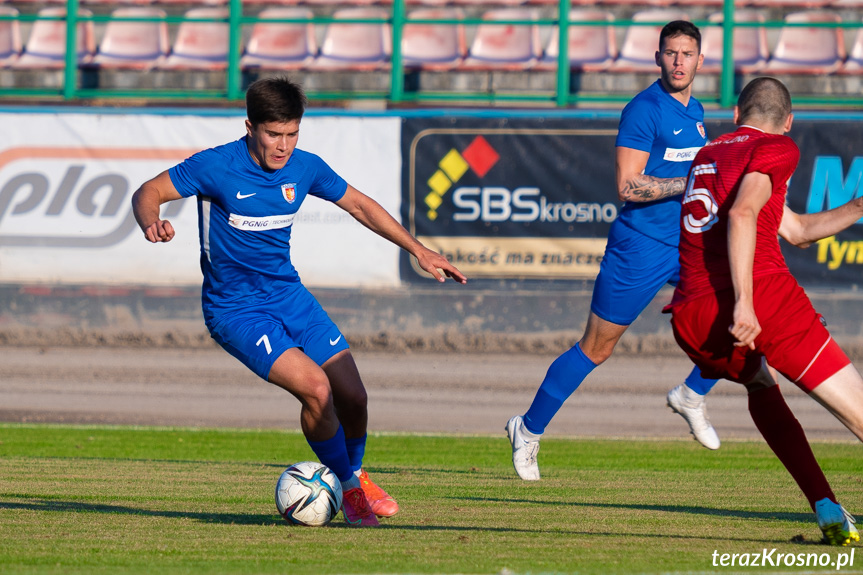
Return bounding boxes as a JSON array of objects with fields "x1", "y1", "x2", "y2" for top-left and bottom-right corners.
[
  {"x1": 341, "y1": 475, "x2": 360, "y2": 491},
  {"x1": 520, "y1": 420, "x2": 542, "y2": 442},
  {"x1": 354, "y1": 468, "x2": 363, "y2": 478}
]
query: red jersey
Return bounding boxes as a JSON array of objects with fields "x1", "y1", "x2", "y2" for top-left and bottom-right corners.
[{"x1": 672, "y1": 126, "x2": 800, "y2": 304}]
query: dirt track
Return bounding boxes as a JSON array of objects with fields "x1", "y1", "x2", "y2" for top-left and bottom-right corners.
[{"x1": 0, "y1": 346, "x2": 855, "y2": 443}]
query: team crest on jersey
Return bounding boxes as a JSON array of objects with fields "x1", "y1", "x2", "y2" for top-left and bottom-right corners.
[
  {"x1": 696, "y1": 122, "x2": 706, "y2": 139},
  {"x1": 281, "y1": 183, "x2": 297, "y2": 203}
]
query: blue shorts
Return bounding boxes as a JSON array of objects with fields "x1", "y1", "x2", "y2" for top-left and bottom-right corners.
[
  {"x1": 206, "y1": 283, "x2": 349, "y2": 381},
  {"x1": 591, "y1": 220, "x2": 681, "y2": 326}
]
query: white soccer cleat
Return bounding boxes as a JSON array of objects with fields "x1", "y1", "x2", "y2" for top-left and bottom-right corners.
[
  {"x1": 505, "y1": 415, "x2": 541, "y2": 481},
  {"x1": 815, "y1": 498, "x2": 860, "y2": 546},
  {"x1": 667, "y1": 383, "x2": 721, "y2": 450}
]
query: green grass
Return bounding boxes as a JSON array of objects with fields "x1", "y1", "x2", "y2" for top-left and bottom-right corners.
[{"x1": 0, "y1": 424, "x2": 861, "y2": 574}]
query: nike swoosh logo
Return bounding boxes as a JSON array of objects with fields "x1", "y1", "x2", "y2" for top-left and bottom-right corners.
[
  {"x1": 236, "y1": 191, "x2": 256, "y2": 199},
  {"x1": 329, "y1": 335, "x2": 342, "y2": 346},
  {"x1": 673, "y1": 129, "x2": 683, "y2": 135}
]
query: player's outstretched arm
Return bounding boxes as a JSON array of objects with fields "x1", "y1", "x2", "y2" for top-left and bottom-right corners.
[
  {"x1": 616, "y1": 147, "x2": 687, "y2": 203},
  {"x1": 727, "y1": 172, "x2": 773, "y2": 349},
  {"x1": 335, "y1": 185, "x2": 467, "y2": 284},
  {"x1": 779, "y1": 198, "x2": 863, "y2": 249},
  {"x1": 131, "y1": 170, "x2": 183, "y2": 243}
]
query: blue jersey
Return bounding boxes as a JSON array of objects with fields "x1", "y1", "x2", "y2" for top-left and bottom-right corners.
[
  {"x1": 614, "y1": 80, "x2": 707, "y2": 246},
  {"x1": 169, "y1": 137, "x2": 347, "y2": 320}
]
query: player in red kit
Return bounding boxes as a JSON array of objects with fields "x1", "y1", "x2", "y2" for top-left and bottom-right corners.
[{"x1": 667, "y1": 77, "x2": 863, "y2": 545}]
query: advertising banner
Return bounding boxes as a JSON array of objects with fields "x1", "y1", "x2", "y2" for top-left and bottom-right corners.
[
  {"x1": 402, "y1": 117, "x2": 863, "y2": 289},
  {"x1": 0, "y1": 113, "x2": 401, "y2": 288},
  {"x1": 781, "y1": 121, "x2": 863, "y2": 289},
  {"x1": 401, "y1": 117, "x2": 620, "y2": 281}
]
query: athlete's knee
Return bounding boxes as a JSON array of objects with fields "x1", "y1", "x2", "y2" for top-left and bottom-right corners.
[
  {"x1": 300, "y1": 373, "x2": 335, "y2": 417},
  {"x1": 577, "y1": 338, "x2": 616, "y2": 365}
]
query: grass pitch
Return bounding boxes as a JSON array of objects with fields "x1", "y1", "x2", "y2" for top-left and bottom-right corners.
[{"x1": 0, "y1": 424, "x2": 860, "y2": 574}]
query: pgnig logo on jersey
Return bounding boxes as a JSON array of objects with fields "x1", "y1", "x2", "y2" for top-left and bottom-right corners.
[{"x1": 0, "y1": 147, "x2": 195, "y2": 247}]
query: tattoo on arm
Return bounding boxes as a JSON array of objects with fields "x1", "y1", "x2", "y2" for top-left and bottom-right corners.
[{"x1": 619, "y1": 175, "x2": 687, "y2": 202}]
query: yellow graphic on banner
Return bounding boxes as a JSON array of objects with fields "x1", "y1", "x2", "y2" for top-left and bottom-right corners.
[{"x1": 415, "y1": 236, "x2": 608, "y2": 279}]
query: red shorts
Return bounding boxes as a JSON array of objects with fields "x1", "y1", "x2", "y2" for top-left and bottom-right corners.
[{"x1": 669, "y1": 273, "x2": 850, "y2": 393}]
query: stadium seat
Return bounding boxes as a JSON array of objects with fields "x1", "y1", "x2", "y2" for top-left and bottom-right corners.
[
  {"x1": 700, "y1": 10, "x2": 768, "y2": 73},
  {"x1": 12, "y1": 7, "x2": 95, "y2": 69},
  {"x1": 159, "y1": 7, "x2": 229, "y2": 70},
  {"x1": 749, "y1": 0, "x2": 828, "y2": 9},
  {"x1": 839, "y1": 22, "x2": 863, "y2": 74},
  {"x1": 609, "y1": 10, "x2": 688, "y2": 72},
  {"x1": 830, "y1": 0, "x2": 863, "y2": 8},
  {"x1": 91, "y1": 7, "x2": 168, "y2": 70},
  {"x1": 154, "y1": 0, "x2": 227, "y2": 5},
  {"x1": 81, "y1": 0, "x2": 155, "y2": 5},
  {"x1": 401, "y1": 7, "x2": 466, "y2": 70},
  {"x1": 241, "y1": 0, "x2": 302, "y2": 5},
  {"x1": 0, "y1": 6, "x2": 21, "y2": 67},
  {"x1": 763, "y1": 11, "x2": 845, "y2": 75},
  {"x1": 240, "y1": 7, "x2": 316, "y2": 70},
  {"x1": 459, "y1": 8, "x2": 541, "y2": 70},
  {"x1": 309, "y1": 7, "x2": 390, "y2": 70},
  {"x1": 536, "y1": 9, "x2": 616, "y2": 72},
  {"x1": 453, "y1": 0, "x2": 527, "y2": 5},
  {"x1": 305, "y1": 0, "x2": 378, "y2": 5}
]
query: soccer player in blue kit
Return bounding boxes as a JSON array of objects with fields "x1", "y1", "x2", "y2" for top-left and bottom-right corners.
[
  {"x1": 506, "y1": 21, "x2": 723, "y2": 479},
  {"x1": 132, "y1": 77, "x2": 467, "y2": 527}
]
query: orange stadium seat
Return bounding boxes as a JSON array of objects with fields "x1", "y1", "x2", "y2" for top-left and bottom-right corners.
[
  {"x1": 309, "y1": 7, "x2": 391, "y2": 70},
  {"x1": 401, "y1": 7, "x2": 466, "y2": 70},
  {"x1": 700, "y1": 10, "x2": 768, "y2": 73},
  {"x1": 91, "y1": 7, "x2": 168, "y2": 69},
  {"x1": 609, "y1": 9, "x2": 687, "y2": 72},
  {"x1": 0, "y1": 6, "x2": 21, "y2": 67},
  {"x1": 240, "y1": 7, "x2": 316, "y2": 70},
  {"x1": 459, "y1": 8, "x2": 541, "y2": 70},
  {"x1": 159, "y1": 7, "x2": 228, "y2": 70},
  {"x1": 537, "y1": 9, "x2": 616, "y2": 72},
  {"x1": 12, "y1": 7, "x2": 95, "y2": 69},
  {"x1": 763, "y1": 11, "x2": 845, "y2": 74},
  {"x1": 838, "y1": 23, "x2": 863, "y2": 74}
]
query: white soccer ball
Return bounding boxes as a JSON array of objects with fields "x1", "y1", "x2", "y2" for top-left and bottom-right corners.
[{"x1": 275, "y1": 461, "x2": 343, "y2": 527}]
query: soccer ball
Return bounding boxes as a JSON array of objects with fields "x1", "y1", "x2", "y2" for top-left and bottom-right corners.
[{"x1": 275, "y1": 461, "x2": 343, "y2": 526}]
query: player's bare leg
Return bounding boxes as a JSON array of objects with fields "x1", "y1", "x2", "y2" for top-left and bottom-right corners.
[
  {"x1": 578, "y1": 311, "x2": 630, "y2": 365},
  {"x1": 508, "y1": 312, "x2": 630, "y2": 480},
  {"x1": 744, "y1": 361, "x2": 858, "y2": 545},
  {"x1": 807, "y1": 363, "x2": 863, "y2": 442},
  {"x1": 269, "y1": 348, "x2": 340, "y2": 441},
  {"x1": 324, "y1": 350, "x2": 399, "y2": 518},
  {"x1": 269, "y1": 348, "x2": 378, "y2": 526}
]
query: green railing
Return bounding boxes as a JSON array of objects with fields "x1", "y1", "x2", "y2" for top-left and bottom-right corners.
[{"x1": 1, "y1": 0, "x2": 861, "y2": 108}]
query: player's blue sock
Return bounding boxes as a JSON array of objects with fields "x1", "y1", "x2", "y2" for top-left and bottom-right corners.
[
  {"x1": 523, "y1": 343, "x2": 596, "y2": 435},
  {"x1": 306, "y1": 424, "x2": 354, "y2": 483},
  {"x1": 345, "y1": 433, "x2": 366, "y2": 474},
  {"x1": 684, "y1": 367, "x2": 719, "y2": 396}
]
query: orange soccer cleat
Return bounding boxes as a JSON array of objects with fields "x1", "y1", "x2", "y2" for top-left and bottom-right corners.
[{"x1": 359, "y1": 469, "x2": 400, "y2": 518}]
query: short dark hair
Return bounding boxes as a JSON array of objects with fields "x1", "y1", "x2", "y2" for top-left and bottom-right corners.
[
  {"x1": 659, "y1": 20, "x2": 701, "y2": 53},
  {"x1": 737, "y1": 77, "x2": 792, "y2": 128},
  {"x1": 245, "y1": 77, "x2": 307, "y2": 126}
]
